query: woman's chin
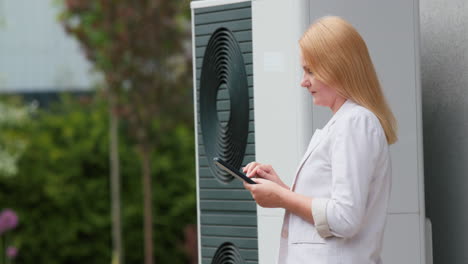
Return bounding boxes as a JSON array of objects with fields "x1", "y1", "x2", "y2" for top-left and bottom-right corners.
[{"x1": 312, "y1": 98, "x2": 323, "y2": 106}]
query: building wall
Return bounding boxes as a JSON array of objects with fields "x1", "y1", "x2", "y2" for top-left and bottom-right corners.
[
  {"x1": 420, "y1": 0, "x2": 468, "y2": 263},
  {"x1": 0, "y1": 0, "x2": 97, "y2": 92}
]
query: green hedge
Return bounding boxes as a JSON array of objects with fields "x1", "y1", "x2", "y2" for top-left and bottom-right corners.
[{"x1": 0, "y1": 94, "x2": 196, "y2": 264}]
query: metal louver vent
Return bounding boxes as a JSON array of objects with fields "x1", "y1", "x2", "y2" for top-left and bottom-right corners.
[{"x1": 199, "y1": 27, "x2": 249, "y2": 183}]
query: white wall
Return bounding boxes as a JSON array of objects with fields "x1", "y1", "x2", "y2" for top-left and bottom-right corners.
[
  {"x1": 254, "y1": 0, "x2": 426, "y2": 263},
  {"x1": 307, "y1": 1, "x2": 426, "y2": 262},
  {"x1": 0, "y1": 0, "x2": 98, "y2": 92},
  {"x1": 252, "y1": 0, "x2": 311, "y2": 262}
]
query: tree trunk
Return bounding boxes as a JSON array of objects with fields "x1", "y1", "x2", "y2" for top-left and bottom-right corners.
[
  {"x1": 141, "y1": 145, "x2": 154, "y2": 264},
  {"x1": 109, "y1": 95, "x2": 123, "y2": 264}
]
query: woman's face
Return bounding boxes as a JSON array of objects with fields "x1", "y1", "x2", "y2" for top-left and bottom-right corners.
[{"x1": 300, "y1": 54, "x2": 343, "y2": 111}]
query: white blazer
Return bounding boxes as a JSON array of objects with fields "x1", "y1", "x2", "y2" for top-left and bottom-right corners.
[{"x1": 278, "y1": 100, "x2": 392, "y2": 264}]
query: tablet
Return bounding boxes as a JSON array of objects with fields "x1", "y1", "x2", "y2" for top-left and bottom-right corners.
[{"x1": 213, "y1": 157, "x2": 256, "y2": 184}]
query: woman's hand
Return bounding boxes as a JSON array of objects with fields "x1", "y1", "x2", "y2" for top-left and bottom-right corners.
[
  {"x1": 242, "y1": 162, "x2": 289, "y2": 189},
  {"x1": 243, "y1": 178, "x2": 287, "y2": 208},
  {"x1": 244, "y1": 179, "x2": 315, "y2": 224}
]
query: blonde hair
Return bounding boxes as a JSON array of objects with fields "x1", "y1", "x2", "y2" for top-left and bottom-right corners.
[{"x1": 300, "y1": 16, "x2": 397, "y2": 144}]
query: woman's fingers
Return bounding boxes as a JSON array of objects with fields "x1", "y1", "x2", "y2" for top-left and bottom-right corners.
[
  {"x1": 247, "y1": 165, "x2": 258, "y2": 177},
  {"x1": 243, "y1": 162, "x2": 256, "y2": 173},
  {"x1": 242, "y1": 162, "x2": 274, "y2": 179},
  {"x1": 249, "y1": 164, "x2": 264, "y2": 177},
  {"x1": 243, "y1": 162, "x2": 252, "y2": 174},
  {"x1": 252, "y1": 178, "x2": 268, "y2": 184},
  {"x1": 243, "y1": 179, "x2": 257, "y2": 191},
  {"x1": 245, "y1": 162, "x2": 260, "y2": 177},
  {"x1": 256, "y1": 168, "x2": 267, "y2": 178},
  {"x1": 259, "y1": 164, "x2": 272, "y2": 173}
]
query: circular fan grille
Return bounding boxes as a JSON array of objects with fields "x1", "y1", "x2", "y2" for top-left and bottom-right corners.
[
  {"x1": 211, "y1": 242, "x2": 244, "y2": 264},
  {"x1": 199, "y1": 27, "x2": 249, "y2": 183}
]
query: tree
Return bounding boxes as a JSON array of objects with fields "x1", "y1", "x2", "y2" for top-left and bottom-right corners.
[{"x1": 60, "y1": 1, "x2": 193, "y2": 264}]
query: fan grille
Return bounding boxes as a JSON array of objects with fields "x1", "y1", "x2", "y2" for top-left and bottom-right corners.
[
  {"x1": 199, "y1": 27, "x2": 250, "y2": 183},
  {"x1": 211, "y1": 242, "x2": 245, "y2": 264}
]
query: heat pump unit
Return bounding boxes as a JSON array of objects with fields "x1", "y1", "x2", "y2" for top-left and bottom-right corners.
[
  {"x1": 191, "y1": 0, "x2": 429, "y2": 263},
  {"x1": 191, "y1": 1, "x2": 258, "y2": 263}
]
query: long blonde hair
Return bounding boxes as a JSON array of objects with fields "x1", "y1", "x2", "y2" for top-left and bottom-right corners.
[{"x1": 300, "y1": 16, "x2": 397, "y2": 144}]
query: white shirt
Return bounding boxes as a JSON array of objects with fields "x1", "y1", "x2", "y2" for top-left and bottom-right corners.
[{"x1": 278, "y1": 100, "x2": 392, "y2": 264}]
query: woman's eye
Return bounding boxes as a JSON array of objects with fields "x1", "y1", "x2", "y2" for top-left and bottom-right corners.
[{"x1": 302, "y1": 66, "x2": 313, "y2": 75}]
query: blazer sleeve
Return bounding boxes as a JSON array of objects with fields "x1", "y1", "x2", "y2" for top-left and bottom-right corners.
[{"x1": 312, "y1": 113, "x2": 385, "y2": 239}]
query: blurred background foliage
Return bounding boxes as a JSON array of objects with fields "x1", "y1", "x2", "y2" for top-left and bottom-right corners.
[
  {"x1": 58, "y1": 1, "x2": 194, "y2": 263},
  {"x1": 0, "y1": 99, "x2": 34, "y2": 178},
  {"x1": 59, "y1": 0, "x2": 193, "y2": 128},
  {"x1": 0, "y1": 93, "x2": 196, "y2": 263},
  {"x1": 0, "y1": 0, "x2": 197, "y2": 262}
]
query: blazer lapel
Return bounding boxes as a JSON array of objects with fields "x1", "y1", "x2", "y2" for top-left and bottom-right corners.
[
  {"x1": 290, "y1": 99, "x2": 358, "y2": 191},
  {"x1": 290, "y1": 129, "x2": 323, "y2": 190}
]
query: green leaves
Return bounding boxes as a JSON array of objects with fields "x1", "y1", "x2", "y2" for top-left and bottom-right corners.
[
  {"x1": 0, "y1": 94, "x2": 196, "y2": 263},
  {"x1": 0, "y1": 100, "x2": 34, "y2": 177}
]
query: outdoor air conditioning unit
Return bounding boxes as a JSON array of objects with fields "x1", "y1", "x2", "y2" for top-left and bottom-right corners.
[{"x1": 191, "y1": 0, "x2": 429, "y2": 263}]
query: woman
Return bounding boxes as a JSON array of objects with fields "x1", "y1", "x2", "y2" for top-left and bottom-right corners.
[{"x1": 243, "y1": 16, "x2": 397, "y2": 264}]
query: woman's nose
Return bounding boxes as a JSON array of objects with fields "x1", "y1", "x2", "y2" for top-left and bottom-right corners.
[{"x1": 301, "y1": 74, "x2": 310, "y2": 88}]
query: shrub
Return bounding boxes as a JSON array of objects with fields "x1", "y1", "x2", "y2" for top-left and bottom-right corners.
[{"x1": 0, "y1": 94, "x2": 196, "y2": 264}]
